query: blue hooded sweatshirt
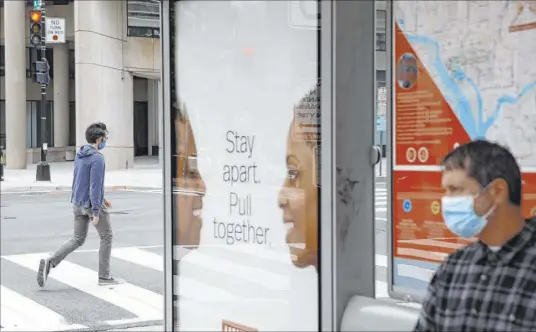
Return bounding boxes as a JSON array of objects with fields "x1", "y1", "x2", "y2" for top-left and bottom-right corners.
[{"x1": 71, "y1": 145, "x2": 105, "y2": 217}]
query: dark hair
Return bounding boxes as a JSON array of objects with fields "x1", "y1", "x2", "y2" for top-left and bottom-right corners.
[
  {"x1": 442, "y1": 140, "x2": 522, "y2": 206},
  {"x1": 85, "y1": 122, "x2": 108, "y2": 144},
  {"x1": 93, "y1": 122, "x2": 107, "y2": 131}
]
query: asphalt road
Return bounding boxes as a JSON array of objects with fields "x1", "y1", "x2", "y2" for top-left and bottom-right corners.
[
  {"x1": 0, "y1": 180, "x2": 391, "y2": 331},
  {"x1": 1, "y1": 191, "x2": 164, "y2": 331}
]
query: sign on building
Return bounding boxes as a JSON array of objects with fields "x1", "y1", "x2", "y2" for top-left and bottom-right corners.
[{"x1": 46, "y1": 17, "x2": 66, "y2": 43}]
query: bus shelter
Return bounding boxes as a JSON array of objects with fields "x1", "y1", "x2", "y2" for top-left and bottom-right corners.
[{"x1": 159, "y1": 0, "x2": 419, "y2": 330}]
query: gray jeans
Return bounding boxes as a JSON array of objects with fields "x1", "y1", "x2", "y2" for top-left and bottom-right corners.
[{"x1": 50, "y1": 204, "x2": 113, "y2": 279}]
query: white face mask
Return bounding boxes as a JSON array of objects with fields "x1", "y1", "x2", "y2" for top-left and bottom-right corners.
[{"x1": 441, "y1": 192, "x2": 496, "y2": 239}]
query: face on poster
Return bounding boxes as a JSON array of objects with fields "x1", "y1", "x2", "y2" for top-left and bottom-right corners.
[
  {"x1": 392, "y1": 0, "x2": 536, "y2": 296},
  {"x1": 169, "y1": 1, "x2": 321, "y2": 330}
]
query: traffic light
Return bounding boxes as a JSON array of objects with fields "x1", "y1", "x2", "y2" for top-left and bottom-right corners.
[
  {"x1": 29, "y1": 10, "x2": 42, "y2": 47},
  {"x1": 31, "y1": 59, "x2": 50, "y2": 85}
]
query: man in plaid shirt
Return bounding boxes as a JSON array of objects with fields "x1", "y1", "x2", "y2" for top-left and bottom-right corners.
[{"x1": 414, "y1": 140, "x2": 536, "y2": 331}]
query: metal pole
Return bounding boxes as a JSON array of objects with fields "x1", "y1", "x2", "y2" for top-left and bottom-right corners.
[
  {"x1": 379, "y1": 130, "x2": 383, "y2": 176},
  {"x1": 36, "y1": 0, "x2": 51, "y2": 181}
]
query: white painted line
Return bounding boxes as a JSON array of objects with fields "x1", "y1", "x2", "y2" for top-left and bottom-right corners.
[
  {"x1": 175, "y1": 247, "x2": 290, "y2": 291},
  {"x1": 375, "y1": 217, "x2": 388, "y2": 221},
  {"x1": 103, "y1": 317, "x2": 161, "y2": 326},
  {"x1": 376, "y1": 207, "x2": 387, "y2": 212},
  {"x1": 0, "y1": 244, "x2": 163, "y2": 258},
  {"x1": 375, "y1": 280, "x2": 389, "y2": 298},
  {"x1": 112, "y1": 247, "x2": 244, "y2": 302},
  {"x1": 393, "y1": 165, "x2": 442, "y2": 171},
  {"x1": 397, "y1": 248, "x2": 447, "y2": 261},
  {"x1": 200, "y1": 243, "x2": 293, "y2": 264},
  {"x1": 173, "y1": 275, "x2": 245, "y2": 302},
  {"x1": 397, "y1": 264, "x2": 435, "y2": 283},
  {"x1": 375, "y1": 254, "x2": 388, "y2": 268},
  {"x1": 112, "y1": 247, "x2": 163, "y2": 271},
  {"x1": 4, "y1": 254, "x2": 163, "y2": 321},
  {"x1": 398, "y1": 238, "x2": 463, "y2": 250},
  {"x1": 0, "y1": 285, "x2": 87, "y2": 331}
]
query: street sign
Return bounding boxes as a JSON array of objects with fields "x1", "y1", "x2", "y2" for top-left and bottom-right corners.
[{"x1": 45, "y1": 17, "x2": 66, "y2": 43}]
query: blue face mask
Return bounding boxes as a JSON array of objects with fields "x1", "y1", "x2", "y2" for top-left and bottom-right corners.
[
  {"x1": 97, "y1": 140, "x2": 106, "y2": 150},
  {"x1": 441, "y1": 194, "x2": 496, "y2": 239}
]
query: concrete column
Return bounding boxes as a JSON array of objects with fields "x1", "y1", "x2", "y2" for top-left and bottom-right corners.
[
  {"x1": 74, "y1": 0, "x2": 134, "y2": 170},
  {"x1": 53, "y1": 43, "x2": 70, "y2": 148},
  {"x1": 4, "y1": 0, "x2": 27, "y2": 169},
  {"x1": 157, "y1": 79, "x2": 163, "y2": 165}
]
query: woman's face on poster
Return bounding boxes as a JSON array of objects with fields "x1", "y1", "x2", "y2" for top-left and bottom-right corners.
[
  {"x1": 176, "y1": 114, "x2": 206, "y2": 248},
  {"x1": 278, "y1": 119, "x2": 319, "y2": 269}
]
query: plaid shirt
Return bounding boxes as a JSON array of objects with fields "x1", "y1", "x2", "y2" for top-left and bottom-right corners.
[{"x1": 414, "y1": 218, "x2": 536, "y2": 332}]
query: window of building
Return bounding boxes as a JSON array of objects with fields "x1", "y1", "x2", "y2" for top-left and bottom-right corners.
[
  {"x1": 376, "y1": 70, "x2": 386, "y2": 86},
  {"x1": 69, "y1": 49, "x2": 75, "y2": 79},
  {"x1": 69, "y1": 102, "x2": 76, "y2": 146},
  {"x1": 0, "y1": 100, "x2": 5, "y2": 149},
  {"x1": 1, "y1": 0, "x2": 74, "y2": 8},
  {"x1": 376, "y1": 9, "x2": 387, "y2": 51},
  {"x1": 27, "y1": 100, "x2": 54, "y2": 148},
  {"x1": 0, "y1": 101, "x2": 54, "y2": 149},
  {"x1": 127, "y1": 0, "x2": 160, "y2": 38},
  {"x1": 0, "y1": 45, "x2": 5, "y2": 77}
]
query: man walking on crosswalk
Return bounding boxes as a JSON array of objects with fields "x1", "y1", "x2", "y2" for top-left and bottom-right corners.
[{"x1": 37, "y1": 122, "x2": 124, "y2": 287}]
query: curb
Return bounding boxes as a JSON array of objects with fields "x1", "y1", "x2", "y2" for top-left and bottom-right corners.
[{"x1": 1, "y1": 185, "x2": 162, "y2": 193}]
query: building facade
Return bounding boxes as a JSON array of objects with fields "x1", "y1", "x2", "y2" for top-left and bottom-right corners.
[
  {"x1": 1, "y1": 0, "x2": 162, "y2": 170},
  {"x1": 0, "y1": 0, "x2": 387, "y2": 170}
]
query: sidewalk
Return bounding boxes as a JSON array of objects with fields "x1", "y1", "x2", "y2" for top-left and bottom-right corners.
[
  {"x1": 0, "y1": 156, "x2": 162, "y2": 193},
  {"x1": 1, "y1": 156, "x2": 386, "y2": 193}
]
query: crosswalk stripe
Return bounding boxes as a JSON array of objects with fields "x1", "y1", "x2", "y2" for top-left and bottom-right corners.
[
  {"x1": 376, "y1": 280, "x2": 389, "y2": 298},
  {"x1": 0, "y1": 285, "x2": 87, "y2": 331},
  {"x1": 3, "y1": 254, "x2": 163, "y2": 322},
  {"x1": 1, "y1": 247, "x2": 398, "y2": 329},
  {"x1": 112, "y1": 247, "x2": 163, "y2": 271},
  {"x1": 111, "y1": 247, "x2": 244, "y2": 302},
  {"x1": 375, "y1": 254, "x2": 388, "y2": 268},
  {"x1": 175, "y1": 247, "x2": 290, "y2": 291}
]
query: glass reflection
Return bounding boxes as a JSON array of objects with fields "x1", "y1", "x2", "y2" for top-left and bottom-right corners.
[
  {"x1": 175, "y1": 104, "x2": 206, "y2": 249},
  {"x1": 279, "y1": 87, "x2": 320, "y2": 271}
]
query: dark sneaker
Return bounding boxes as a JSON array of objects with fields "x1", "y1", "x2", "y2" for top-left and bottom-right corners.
[
  {"x1": 37, "y1": 257, "x2": 51, "y2": 288},
  {"x1": 98, "y1": 276, "x2": 124, "y2": 286}
]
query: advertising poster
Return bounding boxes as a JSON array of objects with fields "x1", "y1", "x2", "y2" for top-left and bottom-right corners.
[
  {"x1": 392, "y1": 0, "x2": 536, "y2": 294},
  {"x1": 170, "y1": 1, "x2": 320, "y2": 331}
]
